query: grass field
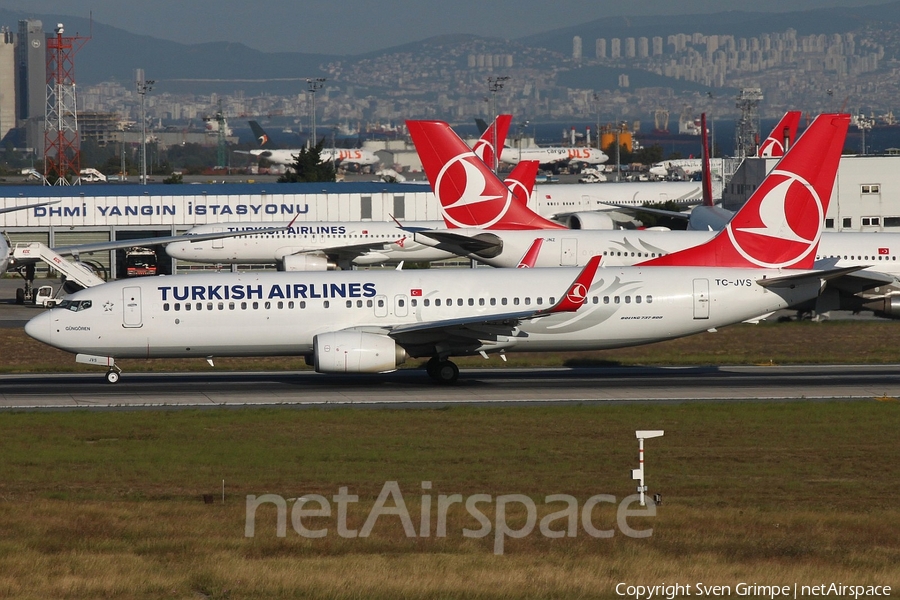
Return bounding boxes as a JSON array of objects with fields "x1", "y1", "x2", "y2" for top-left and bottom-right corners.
[
  {"x1": 0, "y1": 402, "x2": 898, "y2": 598},
  {"x1": 3, "y1": 318, "x2": 900, "y2": 374}
]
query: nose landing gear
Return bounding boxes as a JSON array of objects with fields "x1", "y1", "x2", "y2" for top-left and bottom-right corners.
[{"x1": 105, "y1": 367, "x2": 122, "y2": 384}]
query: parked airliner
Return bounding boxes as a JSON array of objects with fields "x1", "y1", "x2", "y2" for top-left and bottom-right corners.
[
  {"x1": 628, "y1": 112, "x2": 802, "y2": 231},
  {"x1": 474, "y1": 117, "x2": 608, "y2": 170},
  {"x1": 25, "y1": 114, "x2": 853, "y2": 384},
  {"x1": 647, "y1": 111, "x2": 801, "y2": 179},
  {"x1": 407, "y1": 114, "x2": 899, "y2": 317},
  {"x1": 238, "y1": 121, "x2": 380, "y2": 169},
  {"x1": 166, "y1": 117, "x2": 539, "y2": 269}
]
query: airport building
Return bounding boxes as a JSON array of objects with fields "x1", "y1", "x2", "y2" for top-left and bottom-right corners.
[
  {"x1": 0, "y1": 182, "x2": 434, "y2": 277},
  {"x1": 722, "y1": 155, "x2": 900, "y2": 232}
]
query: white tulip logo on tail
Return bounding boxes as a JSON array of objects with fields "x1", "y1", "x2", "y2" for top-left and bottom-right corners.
[
  {"x1": 728, "y1": 169, "x2": 824, "y2": 268},
  {"x1": 472, "y1": 138, "x2": 495, "y2": 170},
  {"x1": 758, "y1": 136, "x2": 784, "y2": 158},
  {"x1": 436, "y1": 151, "x2": 514, "y2": 228},
  {"x1": 566, "y1": 283, "x2": 588, "y2": 305}
]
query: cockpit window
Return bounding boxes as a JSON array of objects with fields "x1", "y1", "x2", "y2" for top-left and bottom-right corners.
[{"x1": 57, "y1": 299, "x2": 93, "y2": 312}]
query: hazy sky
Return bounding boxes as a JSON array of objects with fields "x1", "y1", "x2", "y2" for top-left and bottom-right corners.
[{"x1": 7, "y1": 0, "x2": 891, "y2": 55}]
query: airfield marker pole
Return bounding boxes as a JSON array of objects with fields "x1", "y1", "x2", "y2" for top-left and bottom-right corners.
[{"x1": 633, "y1": 430, "x2": 664, "y2": 506}]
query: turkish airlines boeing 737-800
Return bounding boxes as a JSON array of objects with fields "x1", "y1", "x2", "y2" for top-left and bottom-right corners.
[{"x1": 25, "y1": 114, "x2": 852, "y2": 383}]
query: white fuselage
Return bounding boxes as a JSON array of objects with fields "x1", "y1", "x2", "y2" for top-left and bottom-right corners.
[
  {"x1": 532, "y1": 181, "x2": 704, "y2": 215},
  {"x1": 249, "y1": 147, "x2": 380, "y2": 167},
  {"x1": 167, "y1": 221, "x2": 458, "y2": 266},
  {"x1": 415, "y1": 229, "x2": 900, "y2": 276},
  {"x1": 501, "y1": 146, "x2": 608, "y2": 166},
  {"x1": 26, "y1": 266, "x2": 819, "y2": 362}
]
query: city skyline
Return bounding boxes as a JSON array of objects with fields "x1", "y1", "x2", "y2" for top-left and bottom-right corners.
[{"x1": 5, "y1": 0, "x2": 890, "y2": 56}]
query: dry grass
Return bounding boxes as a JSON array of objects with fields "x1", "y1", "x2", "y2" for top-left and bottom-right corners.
[{"x1": 0, "y1": 403, "x2": 898, "y2": 598}]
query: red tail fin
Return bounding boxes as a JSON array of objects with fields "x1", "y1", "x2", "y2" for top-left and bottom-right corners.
[
  {"x1": 641, "y1": 113, "x2": 849, "y2": 269},
  {"x1": 406, "y1": 120, "x2": 565, "y2": 230},
  {"x1": 503, "y1": 160, "x2": 540, "y2": 207},
  {"x1": 758, "y1": 111, "x2": 802, "y2": 158},
  {"x1": 472, "y1": 114, "x2": 511, "y2": 170}
]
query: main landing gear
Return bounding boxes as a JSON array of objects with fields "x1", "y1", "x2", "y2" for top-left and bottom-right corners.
[{"x1": 426, "y1": 357, "x2": 459, "y2": 384}]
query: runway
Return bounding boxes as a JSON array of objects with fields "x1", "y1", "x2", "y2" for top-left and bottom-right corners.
[{"x1": 1, "y1": 364, "x2": 899, "y2": 410}]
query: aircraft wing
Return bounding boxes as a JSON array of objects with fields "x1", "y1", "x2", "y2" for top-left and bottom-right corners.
[
  {"x1": 383, "y1": 256, "x2": 601, "y2": 350},
  {"x1": 755, "y1": 265, "x2": 869, "y2": 288},
  {"x1": 597, "y1": 203, "x2": 691, "y2": 220},
  {"x1": 820, "y1": 267, "x2": 897, "y2": 295},
  {"x1": 0, "y1": 200, "x2": 60, "y2": 215},
  {"x1": 51, "y1": 227, "x2": 285, "y2": 257},
  {"x1": 301, "y1": 238, "x2": 413, "y2": 260},
  {"x1": 389, "y1": 309, "x2": 539, "y2": 341},
  {"x1": 409, "y1": 230, "x2": 502, "y2": 254}
]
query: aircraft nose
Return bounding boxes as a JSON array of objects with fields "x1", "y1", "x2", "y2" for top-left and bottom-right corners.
[
  {"x1": 24, "y1": 311, "x2": 52, "y2": 345},
  {"x1": 165, "y1": 243, "x2": 189, "y2": 259}
]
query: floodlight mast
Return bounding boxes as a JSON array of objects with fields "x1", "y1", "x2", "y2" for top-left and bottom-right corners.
[
  {"x1": 487, "y1": 76, "x2": 509, "y2": 173},
  {"x1": 632, "y1": 430, "x2": 664, "y2": 507},
  {"x1": 306, "y1": 77, "x2": 326, "y2": 149}
]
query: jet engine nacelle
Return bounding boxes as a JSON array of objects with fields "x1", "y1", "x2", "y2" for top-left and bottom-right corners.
[
  {"x1": 561, "y1": 212, "x2": 616, "y2": 230},
  {"x1": 313, "y1": 331, "x2": 408, "y2": 373},
  {"x1": 280, "y1": 254, "x2": 330, "y2": 271},
  {"x1": 864, "y1": 295, "x2": 900, "y2": 319}
]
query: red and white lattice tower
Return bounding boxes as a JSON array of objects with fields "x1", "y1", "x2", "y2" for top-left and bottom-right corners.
[{"x1": 44, "y1": 23, "x2": 89, "y2": 185}]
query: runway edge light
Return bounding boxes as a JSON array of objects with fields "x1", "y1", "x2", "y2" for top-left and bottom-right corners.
[{"x1": 633, "y1": 430, "x2": 664, "y2": 507}]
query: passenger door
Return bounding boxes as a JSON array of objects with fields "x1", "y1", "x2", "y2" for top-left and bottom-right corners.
[
  {"x1": 692, "y1": 279, "x2": 709, "y2": 320},
  {"x1": 123, "y1": 286, "x2": 143, "y2": 328}
]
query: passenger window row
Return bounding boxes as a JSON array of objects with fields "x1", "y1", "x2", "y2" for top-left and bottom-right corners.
[
  {"x1": 162, "y1": 293, "x2": 654, "y2": 313},
  {"x1": 818, "y1": 254, "x2": 897, "y2": 261}
]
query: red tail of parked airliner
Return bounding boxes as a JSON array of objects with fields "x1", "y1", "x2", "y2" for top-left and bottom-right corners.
[
  {"x1": 641, "y1": 113, "x2": 849, "y2": 269},
  {"x1": 407, "y1": 119, "x2": 565, "y2": 230},
  {"x1": 758, "y1": 111, "x2": 803, "y2": 158}
]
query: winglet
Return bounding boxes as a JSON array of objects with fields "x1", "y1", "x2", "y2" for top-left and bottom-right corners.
[
  {"x1": 287, "y1": 211, "x2": 303, "y2": 229},
  {"x1": 540, "y1": 255, "x2": 602, "y2": 314},
  {"x1": 516, "y1": 238, "x2": 544, "y2": 268},
  {"x1": 640, "y1": 113, "x2": 849, "y2": 270},
  {"x1": 406, "y1": 119, "x2": 566, "y2": 230},
  {"x1": 759, "y1": 111, "x2": 802, "y2": 158}
]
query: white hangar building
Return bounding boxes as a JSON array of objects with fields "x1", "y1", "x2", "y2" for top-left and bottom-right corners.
[
  {"x1": 722, "y1": 154, "x2": 900, "y2": 232},
  {"x1": 0, "y1": 182, "x2": 435, "y2": 277}
]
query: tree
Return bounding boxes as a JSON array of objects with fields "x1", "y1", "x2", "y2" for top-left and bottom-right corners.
[
  {"x1": 278, "y1": 138, "x2": 336, "y2": 183},
  {"x1": 634, "y1": 143, "x2": 664, "y2": 166}
]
